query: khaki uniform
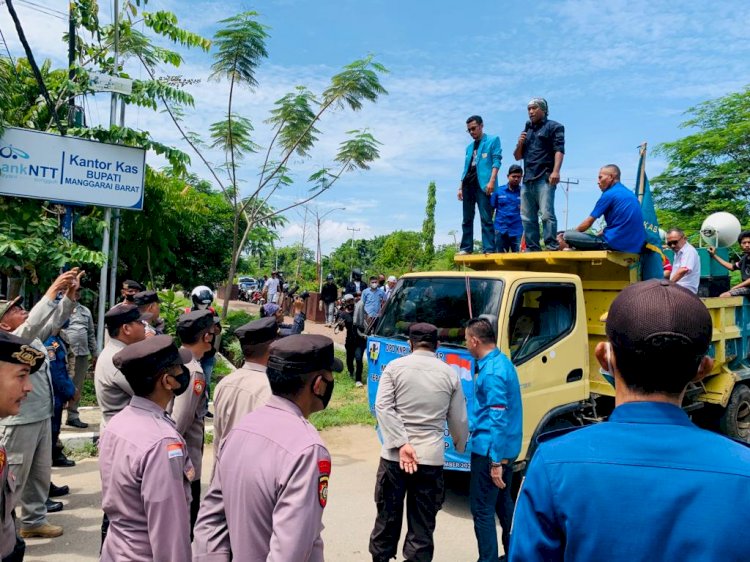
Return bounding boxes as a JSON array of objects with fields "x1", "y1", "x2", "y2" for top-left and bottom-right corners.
[
  {"x1": 211, "y1": 361, "x2": 271, "y2": 472},
  {"x1": 0, "y1": 444, "x2": 18, "y2": 559},
  {"x1": 62, "y1": 303, "x2": 96, "y2": 421},
  {"x1": 0, "y1": 295, "x2": 73, "y2": 530},
  {"x1": 94, "y1": 338, "x2": 132, "y2": 431}
]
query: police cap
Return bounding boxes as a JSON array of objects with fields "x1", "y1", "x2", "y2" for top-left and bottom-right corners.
[
  {"x1": 176, "y1": 310, "x2": 215, "y2": 341},
  {"x1": 267, "y1": 334, "x2": 343, "y2": 374},
  {"x1": 234, "y1": 317, "x2": 278, "y2": 345},
  {"x1": 113, "y1": 335, "x2": 191, "y2": 381},
  {"x1": 133, "y1": 290, "x2": 160, "y2": 306},
  {"x1": 0, "y1": 331, "x2": 45, "y2": 373},
  {"x1": 409, "y1": 322, "x2": 438, "y2": 345},
  {"x1": 122, "y1": 279, "x2": 144, "y2": 291},
  {"x1": 104, "y1": 303, "x2": 152, "y2": 330}
]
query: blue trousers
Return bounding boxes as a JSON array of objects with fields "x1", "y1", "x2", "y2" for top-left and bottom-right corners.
[
  {"x1": 521, "y1": 175, "x2": 558, "y2": 251},
  {"x1": 461, "y1": 179, "x2": 495, "y2": 253},
  {"x1": 495, "y1": 232, "x2": 521, "y2": 253},
  {"x1": 470, "y1": 454, "x2": 515, "y2": 561}
]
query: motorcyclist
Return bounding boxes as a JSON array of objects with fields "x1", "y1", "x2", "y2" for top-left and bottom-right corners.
[{"x1": 186, "y1": 286, "x2": 221, "y2": 417}]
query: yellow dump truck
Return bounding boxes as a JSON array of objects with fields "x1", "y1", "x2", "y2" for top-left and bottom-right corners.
[{"x1": 366, "y1": 250, "x2": 750, "y2": 474}]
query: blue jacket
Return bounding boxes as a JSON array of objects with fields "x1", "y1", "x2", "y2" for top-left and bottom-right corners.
[
  {"x1": 469, "y1": 348, "x2": 522, "y2": 463},
  {"x1": 44, "y1": 335, "x2": 76, "y2": 403},
  {"x1": 510, "y1": 402, "x2": 750, "y2": 562},
  {"x1": 462, "y1": 134, "x2": 502, "y2": 191}
]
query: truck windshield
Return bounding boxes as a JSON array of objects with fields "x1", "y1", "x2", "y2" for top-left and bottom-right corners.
[{"x1": 375, "y1": 276, "x2": 503, "y2": 345}]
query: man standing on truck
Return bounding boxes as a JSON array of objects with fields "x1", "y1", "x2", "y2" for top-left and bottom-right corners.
[
  {"x1": 510, "y1": 279, "x2": 750, "y2": 562},
  {"x1": 458, "y1": 115, "x2": 502, "y2": 255},
  {"x1": 466, "y1": 317, "x2": 523, "y2": 562},
  {"x1": 370, "y1": 323, "x2": 469, "y2": 562},
  {"x1": 667, "y1": 227, "x2": 700, "y2": 294},
  {"x1": 513, "y1": 98, "x2": 564, "y2": 252},
  {"x1": 560, "y1": 164, "x2": 645, "y2": 253}
]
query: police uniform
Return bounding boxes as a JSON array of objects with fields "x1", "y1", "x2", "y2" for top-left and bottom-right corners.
[
  {"x1": 211, "y1": 317, "x2": 277, "y2": 471},
  {"x1": 95, "y1": 305, "x2": 150, "y2": 430},
  {"x1": 510, "y1": 279, "x2": 750, "y2": 562},
  {"x1": 0, "y1": 295, "x2": 73, "y2": 537},
  {"x1": 170, "y1": 310, "x2": 216, "y2": 530},
  {"x1": 370, "y1": 323, "x2": 469, "y2": 562},
  {"x1": 98, "y1": 336, "x2": 194, "y2": 562},
  {"x1": 0, "y1": 331, "x2": 45, "y2": 561},
  {"x1": 193, "y1": 335, "x2": 343, "y2": 561}
]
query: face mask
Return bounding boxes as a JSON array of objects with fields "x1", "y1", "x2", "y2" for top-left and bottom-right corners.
[
  {"x1": 599, "y1": 343, "x2": 615, "y2": 388},
  {"x1": 312, "y1": 375, "x2": 334, "y2": 409},
  {"x1": 171, "y1": 370, "x2": 190, "y2": 396},
  {"x1": 370, "y1": 283, "x2": 378, "y2": 289}
]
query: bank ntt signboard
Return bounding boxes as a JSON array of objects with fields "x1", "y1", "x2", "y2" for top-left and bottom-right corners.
[{"x1": 0, "y1": 127, "x2": 146, "y2": 210}]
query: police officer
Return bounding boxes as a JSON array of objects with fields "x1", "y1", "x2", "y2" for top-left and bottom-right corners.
[
  {"x1": 99, "y1": 335, "x2": 194, "y2": 561},
  {"x1": 132, "y1": 290, "x2": 164, "y2": 337},
  {"x1": 94, "y1": 304, "x2": 150, "y2": 430},
  {"x1": 170, "y1": 310, "x2": 217, "y2": 532},
  {"x1": 510, "y1": 279, "x2": 750, "y2": 562},
  {"x1": 193, "y1": 334, "x2": 342, "y2": 561},
  {"x1": 0, "y1": 269, "x2": 80, "y2": 540},
  {"x1": 211, "y1": 317, "x2": 277, "y2": 473},
  {"x1": 370, "y1": 323, "x2": 469, "y2": 562},
  {"x1": 0, "y1": 332, "x2": 44, "y2": 562}
]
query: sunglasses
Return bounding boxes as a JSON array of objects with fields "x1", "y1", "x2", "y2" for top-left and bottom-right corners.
[
  {"x1": 666, "y1": 239, "x2": 681, "y2": 247},
  {"x1": 467, "y1": 126, "x2": 479, "y2": 133}
]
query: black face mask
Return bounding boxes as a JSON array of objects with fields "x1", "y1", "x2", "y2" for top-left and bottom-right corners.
[
  {"x1": 312, "y1": 375, "x2": 334, "y2": 409},
  {"x1": 171, "y1": 370, "x2": 190, "y2": 396}
]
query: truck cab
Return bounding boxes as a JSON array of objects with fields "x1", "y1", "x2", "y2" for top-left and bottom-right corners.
[{"x1": 368, "y1": 249, "x2": 750, "y2": 473}]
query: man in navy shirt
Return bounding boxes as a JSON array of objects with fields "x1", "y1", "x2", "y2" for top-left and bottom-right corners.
[
  {"x1": 490, "y1": 165, "x2": 524, "y2": 253},
  {"x1": 510, "y1": 279, "x2": 750, "y2": 562},
  {"x1": 561, "y1": 164, "x2": 645, "y2": 253},
  {"x1": 513, "y1": 98, "x2": 564, "y2": 251}
]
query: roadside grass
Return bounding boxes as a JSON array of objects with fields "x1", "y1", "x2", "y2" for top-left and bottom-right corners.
[
  {"x1": 66, "y1": 440, "x2": 99, "y2": 460},
  {"x1": 310, "y1": 349, "x2": 375, "y2": 431}
]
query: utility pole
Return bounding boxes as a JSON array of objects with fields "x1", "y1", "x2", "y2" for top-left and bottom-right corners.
[
  {"x1": 295, "y1": 206, "x2": 309, "y2": 281},
  {"x1": 61, "y1": 3, "x2": 76, "y2": 241},
  {"x1": 346, "y1": 226, "x2": 360, "y2": 275},
  {"x1": 96, "y1": 0, "x2": 120, "y2": 351},
  {"x1": 558, "y1": 178, "x2": 580, "y2": 230},
  {"x1": 314, "y1": 207, "x2": 345, "y2": 291}
]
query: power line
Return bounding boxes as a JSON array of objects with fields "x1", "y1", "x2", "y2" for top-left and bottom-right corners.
[{"x1": 14, "y1": 0, "x2": 67, "y2": 20}]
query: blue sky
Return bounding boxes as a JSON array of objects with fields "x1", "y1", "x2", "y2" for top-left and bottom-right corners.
[{"x1": 2, "y1": 0, "x2": 750, "y2": 252}]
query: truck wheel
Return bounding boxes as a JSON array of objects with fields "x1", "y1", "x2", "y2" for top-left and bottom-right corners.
[{"x1": 720, "y1": 384, "x2": 750, "y2": 443}]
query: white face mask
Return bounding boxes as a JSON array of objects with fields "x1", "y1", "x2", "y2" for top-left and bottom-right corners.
[{"x1": 370, "y1": 283, "x2": 378, "y2": 289}]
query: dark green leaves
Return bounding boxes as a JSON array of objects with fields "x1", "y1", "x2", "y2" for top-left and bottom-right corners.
[
  {"x1": 335, "y1": 129, "x2": 382, "y2": 171},
  {"x1": 209, "y1": 116, "x2": 259, "y2": 158},
  {"x1": 322, "y1": 55, "x2": 389, "y2": 111},
  {"x1": 267, "y1": 87, "x2": 320, "y2": 158}
]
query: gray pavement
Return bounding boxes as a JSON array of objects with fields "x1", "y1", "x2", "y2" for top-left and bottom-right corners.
[{"x1": 29, "y1": 425, "x2": 498, "y2": 561}]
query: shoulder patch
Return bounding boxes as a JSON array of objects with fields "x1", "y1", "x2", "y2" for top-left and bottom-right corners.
[
  {"x1": 193, "y1": 378, "x2": 205, "y2": 396},
  {"x1": 318, "y1": 459, "x2": 331, "y2": 474},
  {"x1": 318, "y1": 475, "x2": 329, "y2": 508},
  {"x1": 536, "y1": 425, "x2": 585, "y2": 445},
  {"x1": 167, "y1": 443, "x2": 185, "y2": 459}
]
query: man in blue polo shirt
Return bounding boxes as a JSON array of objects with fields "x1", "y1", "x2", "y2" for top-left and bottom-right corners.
[
  {"x1": 561, "y1": 164, "x2": 645, "y2": 253},
  {"x1": 490, "y1": 165, "x2": 524, "y2": 253},
  {"x1": 458, "y1": 115, "x2": 502, "y2": 254},
  {"x1": 466, "y1": 318, "x2": 522, "y2": 562},
  {"x1": 510, "y1": 279, "x2": 750, "y2": 562}
]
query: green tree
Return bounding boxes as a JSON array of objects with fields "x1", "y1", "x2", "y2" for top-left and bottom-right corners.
[
  {"x1": 374, "y1": 231, "x2": 424, "y2": 274},
  {"x1": 653, "y1": 86, "x2": 750, "y2": 228},
  {"x1": 421, "y1": 181, "x2": 437, "y2": 265}
]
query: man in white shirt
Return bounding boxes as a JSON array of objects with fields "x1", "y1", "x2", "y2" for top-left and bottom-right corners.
[
  {"x1": 667, "y1": 228, "x2": 700, "y2": 294},
  {"x1": 263, "y1": 271, "x2": 281, "y2": 304}
]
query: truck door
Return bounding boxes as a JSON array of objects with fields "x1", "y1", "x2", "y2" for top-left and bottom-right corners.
[{"x1": 504, "y1": 281, "x2": 587, "y2": 458}]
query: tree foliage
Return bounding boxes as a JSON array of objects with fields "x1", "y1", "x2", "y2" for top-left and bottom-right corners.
[
  {"x1": 653, "y1": 86, "x2": 750, "y2": 228},
  {"x1": 421, "y1": 181, "x2": 437, "y2": 265}
]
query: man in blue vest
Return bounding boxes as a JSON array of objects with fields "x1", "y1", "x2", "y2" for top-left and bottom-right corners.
[
  {"x1": 458, "y1": 115, "x2": 502, "y2": 254},
  {"x1": 510, "y1": 279, "x2": 750, "y2": 561}
]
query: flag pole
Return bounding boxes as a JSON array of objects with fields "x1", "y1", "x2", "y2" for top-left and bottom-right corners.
[{"x1": 637, "y1": 142, "x2": 648, "y2": 203}]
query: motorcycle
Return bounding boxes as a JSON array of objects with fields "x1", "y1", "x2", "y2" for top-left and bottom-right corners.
[{"x1": 250, "y1": 290, "x2": 265, "y2": 305}]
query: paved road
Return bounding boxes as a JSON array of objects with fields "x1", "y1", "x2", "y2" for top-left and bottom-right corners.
[{"x1": 26, "y1": 425, "x2": 499, "y2": 561}]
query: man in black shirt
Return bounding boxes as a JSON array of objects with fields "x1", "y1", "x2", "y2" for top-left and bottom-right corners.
[
  {"x1": 513, "y1": 98, "x2": 565, "y2": 251},
  {"x1": 321, "y1": 274, "x2": 339, "y2": 327},
  {"x1": 337, "y1": 294, "x2": 366, "y2": 387}
]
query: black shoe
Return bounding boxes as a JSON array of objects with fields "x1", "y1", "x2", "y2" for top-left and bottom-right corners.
[
  {"x1": 204, "y1": 411, "x2": 214, "y2": 419},
  {"x1": 49, "y1": 483, "x2": 69, "y2": 498},
  {"x1": 66, "y1": 418, "x2": 89, "y2": 429},
  {"x1": 45, "y1": 499, "x2": 63, "y2": 513},
  {"x1": 52, "y1": 455, "x2": 76, "y2": 468}
]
